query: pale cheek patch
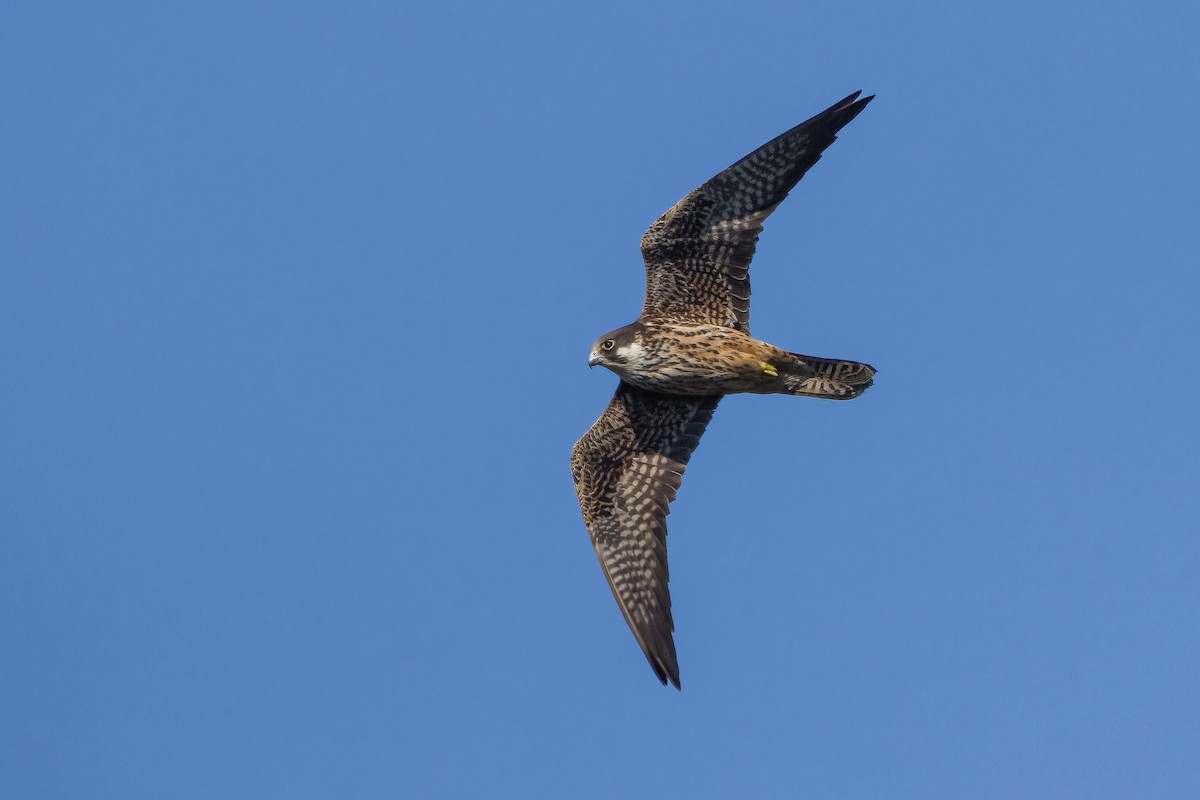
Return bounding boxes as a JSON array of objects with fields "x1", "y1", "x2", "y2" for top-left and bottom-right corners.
[{"x1": 618, "y1": 341, "x2": 647, "y2": 365}]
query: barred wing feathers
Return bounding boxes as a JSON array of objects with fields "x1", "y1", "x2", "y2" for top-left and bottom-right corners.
[
  {"x1": 640, "y1": 91, "x2": 873, "y2": 333},
  {"x1": 570, "y1": 382, "x2": 720, "y2": 688}
]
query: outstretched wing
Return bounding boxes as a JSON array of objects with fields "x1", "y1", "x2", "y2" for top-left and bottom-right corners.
[
  {"x1": 640, "y1": 91, "x2": 873, "y2": 333},
  {"x1": 571, "y1": 382, "x2": 720, "y2": 688}
]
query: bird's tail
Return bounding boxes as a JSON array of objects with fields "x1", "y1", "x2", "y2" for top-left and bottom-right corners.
[{"x1": 782, "y1": 353, "x2": 876, "y2": 399}]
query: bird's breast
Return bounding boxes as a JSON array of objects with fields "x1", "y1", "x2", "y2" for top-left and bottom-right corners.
[{"x1": 611, "y1": 324, "x2": 785, "y2": 396}]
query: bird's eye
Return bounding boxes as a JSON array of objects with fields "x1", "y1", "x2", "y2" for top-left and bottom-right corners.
[{"x1": 601, "y1": 339, "x2": 615, "y2": 351}]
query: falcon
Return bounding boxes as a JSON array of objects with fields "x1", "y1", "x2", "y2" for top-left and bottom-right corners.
[{"x1": 571, "y1": 91, "x2": 877, "y2": 688}]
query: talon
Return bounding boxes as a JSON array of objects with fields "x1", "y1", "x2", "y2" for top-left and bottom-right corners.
[{"x1": 759, "y1": 360, "x2": 778, "y2": 377}]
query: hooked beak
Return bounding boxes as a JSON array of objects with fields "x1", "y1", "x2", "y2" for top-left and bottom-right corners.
[{"x1": 588, "y1": 352, "x2": 601, "y2": 368}]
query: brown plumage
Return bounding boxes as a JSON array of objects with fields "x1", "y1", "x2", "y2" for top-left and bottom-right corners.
[{"x1": 571, "y1": 91, "x2": 877, "y2": 688}]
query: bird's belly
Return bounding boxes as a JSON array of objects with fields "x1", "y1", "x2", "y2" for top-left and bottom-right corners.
[
  {"x1": 619, "y1": 368, "x2": 743, "y2": 396},
  {"x1": 613, "y1": 327, "x2": 783, "y2": 395}
]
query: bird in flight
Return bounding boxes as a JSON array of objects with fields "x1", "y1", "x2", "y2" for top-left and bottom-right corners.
[{"x1": 571, "y1": 91, "x2": 876, "y2": 688}]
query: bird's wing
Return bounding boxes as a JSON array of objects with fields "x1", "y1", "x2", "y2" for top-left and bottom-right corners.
[
  {"x1": 640, "y1": 91, "x2": 873, "y2": 333},
  {"x1": 571, "y1": 382, "x2": 720, "y2": 688}
]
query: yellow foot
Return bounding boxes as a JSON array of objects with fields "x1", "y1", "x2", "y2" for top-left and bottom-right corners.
[{"x1": 759, "y1": 360, "x2": 778, "y2": 378}]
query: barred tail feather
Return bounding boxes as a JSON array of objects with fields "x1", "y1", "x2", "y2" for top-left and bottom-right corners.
[{"x1": 784, "y1": 354, "x2": 875, "y2": 399}]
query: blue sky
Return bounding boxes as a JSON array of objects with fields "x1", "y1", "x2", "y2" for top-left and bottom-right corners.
[{"x1": 3, "y1": 1, "x2": 1198, "y2": 797}]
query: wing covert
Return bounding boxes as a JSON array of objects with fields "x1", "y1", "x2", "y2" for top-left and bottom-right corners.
[
  {"x1": 640, "y1": 91, "x2": 873, "y2": 332},
  {"x1": 570, "y1": 382, "x2": 720, "y2": 688}
]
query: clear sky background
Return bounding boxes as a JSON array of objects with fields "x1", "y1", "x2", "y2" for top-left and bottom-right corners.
[{"x1": 3, "y1": 1, "x2": 1198, "y2": 798}]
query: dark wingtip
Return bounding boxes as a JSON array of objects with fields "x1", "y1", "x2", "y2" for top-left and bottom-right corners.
[
  {"x1": 829, "y1": 90, "x2": 873, "y2": 112},
  {"x1": 656, "y1": 666, "x2": 681, "y2": 690},
  {"x1": 834, "y1": 90, "x2": 874, "y2": 122},
  {"x1": 844, "y1": 90, "x2": 874, "y2": 103},
  {"x1": 646, "y1": 649, "x2": 681, "y2": 689},
  {"x1": 664, "y1": 660, "x2": 681, "y2": 690},
  {"x1": 784, "y1": 90, "x2": 874, "y2": 142}
]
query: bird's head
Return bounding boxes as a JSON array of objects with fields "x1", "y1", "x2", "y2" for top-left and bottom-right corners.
[{"x1": 588, "y1": 322, "x2": 643, "y2": 374}]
